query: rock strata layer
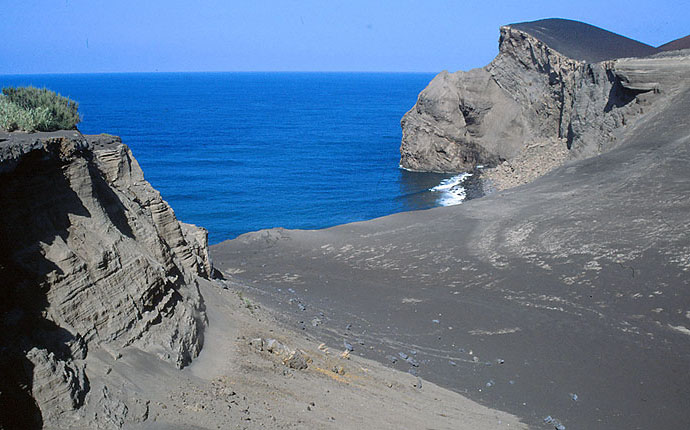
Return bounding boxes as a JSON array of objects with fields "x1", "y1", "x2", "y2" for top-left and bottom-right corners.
[
  {"x1": 400, "y1": 19, "x2": 689, "y2": 175},
  {"x1": 0, "y1": 131, "x2": 210, "y2": 428}
]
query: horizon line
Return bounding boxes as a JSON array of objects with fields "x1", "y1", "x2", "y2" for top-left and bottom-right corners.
[{"x1": 0, "y1": 70, "x2": 442, "y2": 77}]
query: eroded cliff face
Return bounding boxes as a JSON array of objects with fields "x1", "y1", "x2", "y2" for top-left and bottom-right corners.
[
  {"x1": 0, "y1": 131, "x2": 211, "y2": 428},
  {"x1": 400, "y1": 26, "x2": 661, "y2": 173}
]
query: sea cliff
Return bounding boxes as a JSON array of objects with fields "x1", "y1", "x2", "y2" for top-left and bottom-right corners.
[
  {"x1": 0, "y1": 131, "x2": 211, "y2": 427},
  {"x1": 400, "y1": 19, "x2": 687, "y2": 182}
]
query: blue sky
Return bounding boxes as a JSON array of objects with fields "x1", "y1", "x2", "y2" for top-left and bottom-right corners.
[{"x1": 2, "y1": 0, "x2": 688, "y2": 74}]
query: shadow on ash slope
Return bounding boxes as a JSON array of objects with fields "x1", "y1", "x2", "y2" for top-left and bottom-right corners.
[{"x1": 212, "y1": 50, "x2": 690, "y2": 430}]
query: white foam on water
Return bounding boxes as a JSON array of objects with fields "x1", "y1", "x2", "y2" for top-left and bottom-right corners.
[
  {"x1": 398, "y1": 164, "x2": 419, "y2": 172},
  {"x1": 430, "y1": 173, "x2": 472, "y2": 206}
]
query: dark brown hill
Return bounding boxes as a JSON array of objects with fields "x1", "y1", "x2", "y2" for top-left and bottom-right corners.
[
  {"x1": 659, "y1": 34, "x2": 690, "y2": 51},
  {"x1": 509, "y1": 18, "x2": 659, "y2": 62}
]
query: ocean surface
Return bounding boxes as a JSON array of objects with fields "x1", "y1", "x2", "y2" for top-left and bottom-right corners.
[{"x1": 1, "y1": 72, "x2": 479, "y2": 244}]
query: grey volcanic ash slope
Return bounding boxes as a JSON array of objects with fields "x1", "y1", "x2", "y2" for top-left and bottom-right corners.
[
  {"x1": 400, "y1": 18, "x2": 672, "y2": 173},
  {"x1": 211, "y1": 51, "x2": 690, "y2": 429},
  {"x1": 211, "y1": 20, "x2": 690, "y2": 430},
  {"x1": 0, "y1": 131, "x2": 210, "y2": 428}
]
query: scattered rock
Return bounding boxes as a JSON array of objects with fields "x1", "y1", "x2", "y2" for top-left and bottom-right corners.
[
  {"x1": 249, "y1": 338, "x2": 264, "y2": 351},
  {"x1": 544, "y1": 415, "x2": 566, "y2": 430},
  {"x1": 265, "y1": 338, "x2": 288, "y2": 354},
  {"x1": 283, "y1": 350, "x2": 309, "y2": 370}
]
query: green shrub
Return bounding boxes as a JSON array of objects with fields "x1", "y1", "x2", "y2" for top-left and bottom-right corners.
[
  {"x1": 0, "y1": 86, "x2": 81, "y2": 132},
  {"x1": 0, "y1": 97, "x2": 34, "y2": 131}
]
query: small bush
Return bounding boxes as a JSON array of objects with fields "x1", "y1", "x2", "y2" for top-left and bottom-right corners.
[
  {"x1": 0, "y1": 86, "x2": 81, "y2": 132},
  {"x1": 0, "y1": 97, "x2": 35, "y2": 131}
]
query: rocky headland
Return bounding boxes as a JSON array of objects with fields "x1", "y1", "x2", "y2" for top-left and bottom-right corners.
[{"x1": 400, "y1": 18, "x2": 689, "y2": 190}]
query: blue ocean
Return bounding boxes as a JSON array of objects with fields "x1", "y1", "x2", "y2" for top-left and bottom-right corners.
[{"x1": 1, "y1": 73, "x2": 476, "y2": 244}]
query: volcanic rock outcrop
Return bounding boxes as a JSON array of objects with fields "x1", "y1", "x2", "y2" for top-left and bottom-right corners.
[
  {"x1": 399, "y1": 18, "x2": 680, "y2": 174},
  {"x1": 0, "y1": 131, "x2": 211, "y2": 428}
]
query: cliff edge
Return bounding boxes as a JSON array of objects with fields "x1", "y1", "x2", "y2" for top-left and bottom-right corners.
[
  {"x1": 0, "y1": 131, "x2": 211, "y2": 428},
  {"x1": 400, "y1": 18, "x2": 688, "y2": 179}
]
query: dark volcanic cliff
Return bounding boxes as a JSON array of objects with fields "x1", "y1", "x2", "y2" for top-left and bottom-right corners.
[
  {"x1": 400, "y1": 18, "x2": 686, "y2": 174},
  {"x1": 0, "y1": 131, "x2": 211, "y2": 428}
]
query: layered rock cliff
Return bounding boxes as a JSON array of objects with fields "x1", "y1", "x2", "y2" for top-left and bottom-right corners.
[
  {"x1": 0, "y1": 131, "x2": 211, "y2": 428},
  {"x1": 400, "y1": 19, "x2": 672, "y2": 174}
]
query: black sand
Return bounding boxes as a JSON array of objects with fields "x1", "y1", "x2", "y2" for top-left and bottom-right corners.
[
  {"x1": 212, "y1": 85, "x2": 690, "y2": 428},
  {"x1": 659, "y1": 34, "x2": 690, "y2": 51},
  {"x1": 509, "y1": 18, "x2": 659, "y2": 62}
]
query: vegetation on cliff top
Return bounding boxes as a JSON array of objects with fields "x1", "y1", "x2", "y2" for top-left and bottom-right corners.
[{"x1": 0, "y1": 86, "x2": 81, "y2": 132}]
